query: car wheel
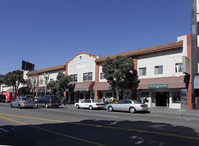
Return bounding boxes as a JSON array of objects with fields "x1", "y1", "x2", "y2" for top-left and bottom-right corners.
[
  {"x1": 129, "y1": 107, "x2": 136, "y2": 113},
  {"x1": 45, "y1": 104, "x2": 49, "y2": 108},
  {"x1": 108, "y1": 106, "x2": 113, "y2": 112},
  {"x1": 10, "y1": 104, "x2": 13, "y2": 108},
  {"x1": 89, "y1": 105, "x2": 93, "y2": 110},
  {"x1": 76, "y1": 105, "x2": 80, "y2": 109},
  {"x1": 55, "y1": 105, "x2": 59, "y2": 108},
  {"x1": 18, "y1": 104, "x2": 21, "y2": 109}
]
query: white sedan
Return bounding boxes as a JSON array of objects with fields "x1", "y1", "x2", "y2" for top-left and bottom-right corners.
[
  {"x1": 74, "y1": 99, "x2": 105, "y2": 110},
  {"x1": 105, "y1": 99, "x2": 148, "y2": 113}
]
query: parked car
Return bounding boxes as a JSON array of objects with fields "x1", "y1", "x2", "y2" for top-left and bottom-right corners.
[
  {"x1": 10, "y1": 97, "x2": 35, "y2": 108},
  {"x1": 35, "y1": 95, "x2": 61, "y2": 108},
  {"x1": 74, "y1": 99, "x2": 105, "y2": 110},
  {"x1": 0, "y1": 94, "x2": 6, "y2": 102},
  {"x1": 105, "y1": 99, "x2": 148, "y2": 113}
]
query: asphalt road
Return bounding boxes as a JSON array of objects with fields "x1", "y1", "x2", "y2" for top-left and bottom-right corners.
[{"x1": 0, "y1": 102, "x2": 199, "y2": 146}]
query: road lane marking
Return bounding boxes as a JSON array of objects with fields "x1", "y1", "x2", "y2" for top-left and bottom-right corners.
[
  {"x1": 0, "y1": 127, "x2": 9, "y2": 133},
  {"x1": 1, "y1": 113, "x2": 199, "y2": 141},
  {"x1": 0, "y1": 115, "x2": 105, "y2": 146}
]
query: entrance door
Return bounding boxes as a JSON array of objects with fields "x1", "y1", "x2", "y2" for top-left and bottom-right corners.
[{"x1": 156, "y1": 92, "x2": 168, "y2": 106}]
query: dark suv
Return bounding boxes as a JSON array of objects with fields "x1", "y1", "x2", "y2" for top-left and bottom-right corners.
[
  {"x1": 0, "y1": 94, "x2": 6, "y2": 102},
  {"x1": 35, "y1": 95, "x2": 61, "y2": 108}
]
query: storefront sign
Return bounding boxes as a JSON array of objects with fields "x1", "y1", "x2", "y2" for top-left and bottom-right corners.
[
  {"x1": 182, "y1": 56, "x2": 190, "y2": 75},
  {"x1": 76, "y1": 88, "x2": 86, "y2": 91},
  {"x1": 148, "y1": 84, "x2": 168, "y2": 89}
]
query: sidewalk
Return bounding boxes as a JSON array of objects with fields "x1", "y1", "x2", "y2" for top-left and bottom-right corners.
[
  {"x1": 63, "y1": 104, "x2": 199, "y2": 118},
  {"x1": 149, "y1": 107, "x2": 199, "y2": 118}
]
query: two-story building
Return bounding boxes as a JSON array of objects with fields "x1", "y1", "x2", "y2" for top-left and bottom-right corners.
[
  {"x1": 94, "y1": 34, "x2": 192, "y2": 109},
  {"x1": 26, "y1": 65, "x2": 65, "y2": 97},
  {"x1": 21, "y1": 34, "x2": 192, "y2": 109},
  {"x1": 65, "y1": 53, "x2": 99, "y2": 103}
]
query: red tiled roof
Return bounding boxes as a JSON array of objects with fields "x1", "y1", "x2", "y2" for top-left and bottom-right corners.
[
  {"x1": 27, "y1": 65, "x2": 65, "y2": 76},
  {"x1": 96, "y1": 41, "x2": 183, "y2": 63}
]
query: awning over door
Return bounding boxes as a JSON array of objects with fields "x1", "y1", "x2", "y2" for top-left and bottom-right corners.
[
  {"x1": 93, "y1": 82, "x2": 111, "y2": 91},
  {"x1": 74, "y1": 82, "x2": 95, "y2": 91},
  {"x1": 194, "y1": 75, "x2": 199, "y2": 89}
]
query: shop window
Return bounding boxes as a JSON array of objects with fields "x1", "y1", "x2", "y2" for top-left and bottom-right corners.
[
  {"x1": 155, "y1": 65, "x2": 163, "y2": 75},
  {"x1": 106, "y1": 93, "x2": 112, "y2": 98},
  {"x1": 70, "y1": 74, "x2": 78, "y2": 82},
  {"x1": 175, "y1": 63, "x2": 183, "y2": 73},
  {"x1": 139, "y1": 67, "x2": 146, "y2": 76},
  {"x1": 100, "y1": 73, "x2": 105, "y2": 79},
  {"x1": 39, "y1": 79, "x2": 43, "y2": 85},
  {"x1": 83, "y1": 72, "x2": 92, "y2": 81},
  {"x1": 172, "y1": 91, "x2": 181, "y2": 103}
]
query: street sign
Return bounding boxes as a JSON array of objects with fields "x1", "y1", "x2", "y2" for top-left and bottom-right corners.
[{"x1": 148, "y1": 84, "x2": 168, "y2": 89}]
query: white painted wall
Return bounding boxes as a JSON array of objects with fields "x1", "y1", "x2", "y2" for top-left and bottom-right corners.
[
  {"x1": 99, "y1": 63, "x2": 107, "y2": 82},
  {"x1": 197, "y1": 0, "x2": 199, "y2": 21},
  {"x1": 138, "y1": 35, "x2": 187, "y2": 79},
  {"x1": 38, "y1": 70, "x2": 65, "y2": 87},
  {"x1": 68, "y1": 54, "x2": 97, "y2": 82}
]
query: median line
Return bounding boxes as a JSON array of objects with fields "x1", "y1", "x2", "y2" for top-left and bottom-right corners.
[
  {"x1": 0, "y1": 114, "x2": 105, "y2": 146},
  {"x1": 1, "y1": 113, "x2": 199, "y2": 141}
]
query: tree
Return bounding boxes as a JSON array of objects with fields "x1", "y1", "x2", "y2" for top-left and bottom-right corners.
[
  {"x1": 102, "y1": 56, "x2": 138, "y2": 100},
  {"x1": 4, "y1": 70, "x2": 25, "y2": 92},
  {"x1": 48, "y1": 72, "x2": 70, "y2": 98}
]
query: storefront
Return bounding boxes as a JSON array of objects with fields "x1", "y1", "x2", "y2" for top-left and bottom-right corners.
[
  {"x1": 137, "y1": 76, "x2": 187, "y2": 109},
  {"x1": 66, "y1": 81, "x2": 95, "y2": 103}
]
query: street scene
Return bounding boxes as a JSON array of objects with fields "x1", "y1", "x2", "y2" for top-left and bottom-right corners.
[
  {"x1": 0, "y1": 102, "x2": 199, "y2": 146},
  {"x1": 1, "y1": 0, "x2": 199, "y2": 146}
]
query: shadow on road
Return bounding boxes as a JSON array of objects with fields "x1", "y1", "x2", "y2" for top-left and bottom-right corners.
[{"x1": 0, "y1": 119, "x2": 199, "y2": 146}]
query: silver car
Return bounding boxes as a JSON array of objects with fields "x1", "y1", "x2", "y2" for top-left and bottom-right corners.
[
  {"x1": 10, "y1": 97, "x2": 35, "y2": 108},
  {"x1": 105, "y1": 99, "x2": 148, "y2": 113}
]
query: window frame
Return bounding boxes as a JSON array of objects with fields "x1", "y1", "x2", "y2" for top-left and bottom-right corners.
[
  {"x1": 139, "y1": 67, "x2": 146, "y2": 76},
  {"x1": 154, "y1": 65, "x2": 163, "y2": 75},
  {"x1": 70, "y1": 74, "x2": 78, "y2": 82},
  {"x1": 175, "y1": 63, "x2": 183, "y2": 73},
  {"x1": 83, "y1": 72, "x2": 93, "y2": 81}
]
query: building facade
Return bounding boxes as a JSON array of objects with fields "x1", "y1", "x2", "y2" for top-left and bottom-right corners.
[
  {"x1": 191, "y1": 0, "x2": 199, "y2": 110},
  {"x1": 95, "y1": 34, "x2": 192, "y2": 109},
  {"x1": 20, "y1": 34, "x2": 193, "y2": 110},
  {"x1": 26, "y1": 65, "x2": 65, "y2": 97},
  {"x1": 65, "y1": 53, "x2": 99, "y2": 103}
]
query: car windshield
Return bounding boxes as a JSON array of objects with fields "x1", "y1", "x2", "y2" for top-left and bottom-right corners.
[
  {"x1": 51, "y1": 96, "x2": 59, "y2": 101},
  {"x1": 132, "y1": 100, "x2": 141, "y2": 104},
  {"x1": 22, "y1": 98, "x2": 33, "y2": 101}
]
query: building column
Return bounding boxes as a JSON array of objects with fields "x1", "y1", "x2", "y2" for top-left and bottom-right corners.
[
  {"x1": 94, "y1": 90, "x2": 98, "y2": 100},
  {"x1": 169, "y1": 91, "x2": 172, "y2": 108},
  {"x1": 36, "y1": 74, "x2": 39, "y2": 98},
  {"x1": 148, "y1": 92, "x2": 152, "y2": 108}
]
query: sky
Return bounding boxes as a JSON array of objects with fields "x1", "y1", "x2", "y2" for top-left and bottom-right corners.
[{"x1": 0, "y1": 0, "x2": 191, "y2": 75}]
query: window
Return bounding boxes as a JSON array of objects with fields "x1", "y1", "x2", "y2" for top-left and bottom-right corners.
[
  {"x1": 175, "y1": 63, "x2": 183, "y2": 73},
  {"x1": 139, "y1": 67, "x2": 146, "y2": 76},
  {"x1": 155, "y1": 65, "x2": 163, "y2": 75},
  {"x1": 100, "y1": 73, "x2": 105, "y2": 79},
  {"x1": 39, "y1": 79, "x2": 43, "y2": 85},
  {"x1": 172, "y1": 91, "x2": 181, "y2": 103},
  {"x1": 70, "y1": 74, "x2": 78, "y2": 82},
  {"x1": 50, "y1": 78, "x2": 54, "y2": 82},
  {"x1": 83, "y1": 72, "x2": 92, "y2": 81}
]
